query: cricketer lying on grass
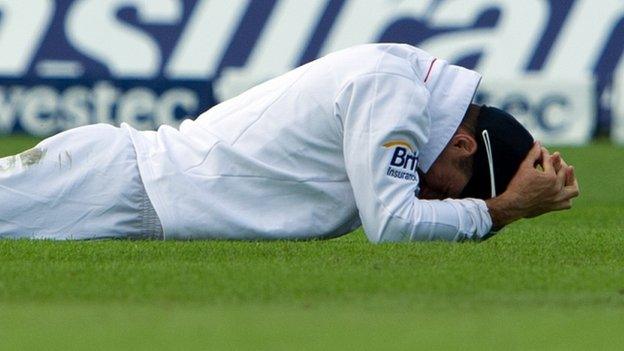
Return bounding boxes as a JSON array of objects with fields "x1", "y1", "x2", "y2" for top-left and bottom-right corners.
[{"x1": 0, "y1": 44, "x2": 579, "y2": 242}]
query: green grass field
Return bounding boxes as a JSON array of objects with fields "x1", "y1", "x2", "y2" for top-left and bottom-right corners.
[{"x1": 0, "y1": 135, "x2": 622, "y2": 350}]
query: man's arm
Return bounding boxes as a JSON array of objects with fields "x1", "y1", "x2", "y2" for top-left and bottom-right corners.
[
  {"x1": 337, "y1": 72, "x2": 493, "y2": 243},
  {"x1": 486, "y1": 142, "x2": 580, "y2": 231}
]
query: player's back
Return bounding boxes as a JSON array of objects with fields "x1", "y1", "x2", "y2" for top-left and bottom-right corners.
[
  {"x1": 126, "y1": 43, "x2": 429, "y2": 240},
  {"x1": 192, "y1": 44, "x2": 427, "y2": 181}
]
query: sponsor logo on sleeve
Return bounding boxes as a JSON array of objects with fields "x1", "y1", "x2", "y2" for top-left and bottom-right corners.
[{"x1": 382, "y1": 140, "x2": 418, "y2": 181}]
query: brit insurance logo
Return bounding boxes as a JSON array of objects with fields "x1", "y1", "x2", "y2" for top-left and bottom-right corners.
[{"x1": 383, "y1": 140, "x2": 418, "y2": 181}]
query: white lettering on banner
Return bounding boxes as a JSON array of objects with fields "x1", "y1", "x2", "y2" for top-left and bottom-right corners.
[
  {"x1": 166, "y1": 0, "x2": 250, "y2": 79},
  {"x1": 213, "y1": 0, "x2": 549, "y2": 100},
  {"x1": 214, "y1": 0, "x2": 330, "y2": 100},
  {"x1": 93, "y1": 82, "x2": 120, "y2": 125},
  {"x1": 419, "y1": 0, "x2": 548, "y2": 77},
  {"x1": 543, "y1": 0, "x2": 624, "y2": 76},
  {"x1": 0, "y1": 83, "x2": 199, "y2": 135},
  {"x1": 613, "y1": 119, "x2": 624, "y2": 145},
  {"x1": 478, "y1": 76, "x2": 595, "y2": 145},
  {"x1": 539, "y1": 0, "x2": 624, "y2": 143},
  {"x1": 610, "y1": 74, "x2": 624, "y2": 144},
  {"x1": 0, "y1": 87, "x2": 23, "y2": 131},
  {"x1": 155, "y1": 88, "x2": 198, "y2": 126},
  {"x1": 22, "y1": 86, "x2": 58, "y2": 135},
  {"x1": 60, "y1": 86, "x2": 91, "y2": 129},
  {"x1": 320, "y1": 0, "x2": 432, "y2": 55},
  {"x1": 66, "y1": 0, "x2": 182, "y2": 78},
  {"x1": 117, "y1": 87, "x2": 197, "y2": 129},
  {"x1": 613, "y1": 111, "x2": 624, "y2": 144},
  {"x1": 0, "y1": 0, "x2": 620, "y2": 143},
  {"x1": 118, "y1": 88, "x2": 157, "y2": 130},
  {"x1": 0, "y1": 0, "x2": 54, "y2": 76}
]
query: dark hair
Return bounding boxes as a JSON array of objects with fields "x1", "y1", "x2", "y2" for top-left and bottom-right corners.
[{"x1": 460, "y1": 106, "x2": 534, "y2": 199}]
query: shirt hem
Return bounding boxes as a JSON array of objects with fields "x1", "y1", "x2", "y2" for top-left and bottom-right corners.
[{"x1": 121, "y1": 123, "x2": 174, "y2": 240}]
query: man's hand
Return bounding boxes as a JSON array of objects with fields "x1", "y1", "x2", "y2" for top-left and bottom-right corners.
[{"x1": 486, "y1": 142, "x2": 580, "y2": 230}]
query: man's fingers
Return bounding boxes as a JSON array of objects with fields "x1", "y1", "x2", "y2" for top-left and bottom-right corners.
[
  {"x1": 551, "y1": 152, "x2": 562, "y2": 172},
  {"x1": 565, "y1": 166, "x2": 576, "y2": 187},
  {"x1": 552, "y1": 154, "x2": 576, "y2": 187},
  {"x1": 511, "y1": 144, "x2": 579, "y2": 218},
  {"x1": 553, "y1": 200, "x2": 572, "y2": 211},
  {"x1": 520, "y1": 141, "x2": 542, "y2": 169},
  {"x1": 541, "y1": 147, "x2": 555, "y2": 175},
  {"x1": 562, "y1": 182, "x2": 580, "y2": 200},
  {"x1": 523, "y1": 141, "x2": 543, "y2": 168},
  {"x1": 556, "y1": 164, "x2": 567, "y2": 189}
]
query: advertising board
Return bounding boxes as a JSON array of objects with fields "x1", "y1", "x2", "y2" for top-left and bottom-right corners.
[{"x1": 1, "y1": 0, "x2": 622, "y2": 143}]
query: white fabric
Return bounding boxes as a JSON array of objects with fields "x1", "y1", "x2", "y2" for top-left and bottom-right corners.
[
  {"x1": 419, "y1": 61, "x2": 483, "y2": 172},
  {"x1": 127, "y1": 43, "x2": 493, "y2": 242},
  {"x1": 0, "y1": 124, "x2": 162, "y2": 240}
]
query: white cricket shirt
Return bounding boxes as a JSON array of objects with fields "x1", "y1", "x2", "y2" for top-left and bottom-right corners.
[{"x1": 124, "y1": 44, "x2": 493, "y2": 242}]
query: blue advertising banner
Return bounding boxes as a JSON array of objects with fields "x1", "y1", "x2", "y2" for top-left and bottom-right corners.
[{"x1": 0, "y1": 0, "x2": 622, "y2": 140}]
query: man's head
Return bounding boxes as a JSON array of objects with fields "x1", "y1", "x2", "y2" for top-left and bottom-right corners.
[
  {"x1": 418, "y1": 104, "x2": 479, "y2": 199},
  {"x1": 419, "y1": 104, "x2": 534, "y2": 200}
]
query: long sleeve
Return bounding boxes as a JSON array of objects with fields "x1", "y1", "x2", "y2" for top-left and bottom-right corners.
[{"x1": 336, "y1": 72, "x2": 493, "y2": 243}]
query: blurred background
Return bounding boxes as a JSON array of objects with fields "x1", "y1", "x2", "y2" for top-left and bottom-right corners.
[{"x1": 0, "y1": 0, "x2": 623, "y2": 145}]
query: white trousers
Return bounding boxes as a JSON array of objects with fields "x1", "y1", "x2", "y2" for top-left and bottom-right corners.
[{"x1": 0, "y1": 124, "x2": 162, "y2": 240}]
